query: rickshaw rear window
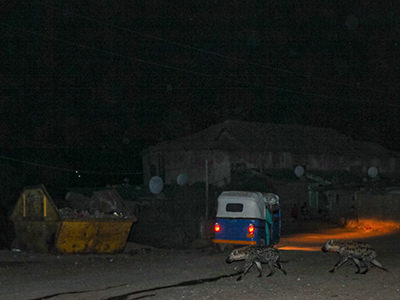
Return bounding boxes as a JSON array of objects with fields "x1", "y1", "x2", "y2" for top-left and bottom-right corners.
[{"x1": 226, "y1": 203, "x2": 243, "y2": 212}]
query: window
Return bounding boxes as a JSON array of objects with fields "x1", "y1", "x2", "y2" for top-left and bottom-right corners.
[{"x1": 226, "y1": 203, "x2": 243, "y2": 212}]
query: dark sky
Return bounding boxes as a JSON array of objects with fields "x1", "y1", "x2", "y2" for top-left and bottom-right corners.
[{"x1": 1, "y1": 1, "x2": 399, "y2": 185}]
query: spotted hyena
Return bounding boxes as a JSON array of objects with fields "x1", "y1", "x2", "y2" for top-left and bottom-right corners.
[
  {"x1": 225, "y1": 246, "x2": 287, "y2": 281},
  {"x1": 322, "y1": 239, "x2": 388, "y2": 274}
]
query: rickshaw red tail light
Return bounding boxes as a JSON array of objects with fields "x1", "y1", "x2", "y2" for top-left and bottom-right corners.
[
  {"x1": 214, "y1": 223, "x2": 221, "y2": 232},
  {"x1": 248, "y1": 223, "x2": 255, "y2": 234}
]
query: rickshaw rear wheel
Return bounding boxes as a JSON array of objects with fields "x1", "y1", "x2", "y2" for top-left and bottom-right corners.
[
  {"x1": 217, "y1": 244, "x2": 225, "y2": 252},
  {"x1": 216, "y1": 243, "x2": 234, "y2": 252}
]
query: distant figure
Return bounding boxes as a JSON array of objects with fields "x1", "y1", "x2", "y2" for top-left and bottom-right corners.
[
  {"x1": 318, "y1": 208, "x2": 330, "y2": 221},
  {"x1": 0, "y1": 205, "x2": 9, "y2": 249},
  {"x1": 300, "y1": 202, "x2": 311, "y2": 221},
  {"x1": 291, "y1": 204, "x2": 299, "y2": 220}
]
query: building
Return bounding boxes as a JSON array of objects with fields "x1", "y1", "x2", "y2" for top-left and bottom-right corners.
[
  {"x1": 142, "y1": 120, "x2": 400, "y2": 221},
  {"x1": 143, "y1": 120, "x2": 399, "y2": 186}
]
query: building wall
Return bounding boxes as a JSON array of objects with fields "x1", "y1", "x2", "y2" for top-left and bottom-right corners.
[
  {"x1": 275, "y1": 180, "x2": 309, "y2": 219},
  {"x1": 143, "y1": 150, "x2": 231, "y2": 186},
  {"x1": 355, "y1": 192, "x2": 400, "y2": 221},
  {"x1": 326, "y1": 190, "x2": 356, "y2": 223},
  {"x1": 228, "y1": 152, "x2": 398, "y2": 175},
  {"x1": 143, "y1": 149, "x2": 399, "y2": 186}
]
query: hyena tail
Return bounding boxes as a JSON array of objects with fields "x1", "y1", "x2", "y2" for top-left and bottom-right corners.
[{"x1": 371, "y1": 259, "x2": 388, "y2": 272}]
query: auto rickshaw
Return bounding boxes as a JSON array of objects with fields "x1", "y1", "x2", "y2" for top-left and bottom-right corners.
[{"x1": 212, "y1": 191, "x2": 281, "y2": 249}]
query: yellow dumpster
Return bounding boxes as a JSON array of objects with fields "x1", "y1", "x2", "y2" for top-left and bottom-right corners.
[{"x1": 11, "y1": 184, "x2": 136, "y2": 253}]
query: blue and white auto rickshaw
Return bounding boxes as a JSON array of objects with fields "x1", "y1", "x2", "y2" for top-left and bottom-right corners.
[{"x1": 213, "y1": 191, "x2": 281, "y2": 249}]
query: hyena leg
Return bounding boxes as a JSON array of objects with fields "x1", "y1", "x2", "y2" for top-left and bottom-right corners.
[
  {"x1": 275, "y1": 261, "x2": 287, "y2": 275},
  {"x1": 358, "y1": 259, "x2": 372, "y2": 274},
  {"x1": 360, "y1": 264, "x2": 370, "y2": 274},
  {"x1": 237, "y1": 260, "x2": 254, "y2": 281},
  {"x1": 254, "y1": 260, "x2": 263, "y2": 277},
  {"x1": 359, "y1": 259, "x2": 373, "y2": 274},
  {"x1": 266, "y1": 261, "x2": 276, "y2": 277},
  {"x1": 329, "y1": 256, "x2": 348, "y2": 273},
  {"x1": 370, "y1": 259, "x2": 388, "y2": 272},
  {"x1": 351, "y1": 258, "x2": 362, "y2": 274}
]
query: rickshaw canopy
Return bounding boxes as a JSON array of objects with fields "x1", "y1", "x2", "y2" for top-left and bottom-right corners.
[{"x1": 216, "y1": 191, "x2": 280, "y2": 220}]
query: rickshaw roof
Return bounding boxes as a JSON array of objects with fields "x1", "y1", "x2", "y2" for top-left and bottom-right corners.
[{"x1": 216, "y1": 191, "x2": 279, "y2": 219}]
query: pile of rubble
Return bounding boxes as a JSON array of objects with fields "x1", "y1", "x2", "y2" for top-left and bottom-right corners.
[{"x1": 57, "y1": 189, "x2": 132, "y2": 219}]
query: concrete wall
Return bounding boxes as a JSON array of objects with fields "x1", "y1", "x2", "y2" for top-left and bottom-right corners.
[
  {"x1": 275, "y1": 180, "x2": 309, "y2": 219},
  {"x1": 326, "y1": 190, "x2": 356, "y2": 223},
  {"x1": 143, "y1": 149, "x2": 399, "y2": 186},
  {"x1": 143, "y1": 150, "x2": 231, "y2": 187},
  {"x1": 355, "y1": 192, "x2": 400, "y2": 221}
]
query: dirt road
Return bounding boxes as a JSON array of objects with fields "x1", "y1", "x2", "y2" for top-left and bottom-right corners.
[{"x1": 1, "y1": 225, "x2": 399, "y2": 300}]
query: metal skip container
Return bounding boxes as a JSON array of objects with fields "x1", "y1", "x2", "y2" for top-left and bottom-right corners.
[{"x1": 10, "y1": 185, "x2": 136, "y2": 253}]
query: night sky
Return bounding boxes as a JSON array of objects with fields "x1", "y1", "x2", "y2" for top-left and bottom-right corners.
[{"x1": 1, "y1": 1, "x2": 399, "y2": 187}]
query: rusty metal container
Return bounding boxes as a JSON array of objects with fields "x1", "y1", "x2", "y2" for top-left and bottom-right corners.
[{"x1": 11, "y1": 185, "x2": 136, "y2": 253}]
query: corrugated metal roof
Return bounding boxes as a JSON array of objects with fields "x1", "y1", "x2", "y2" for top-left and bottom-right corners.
[{"x1": 148, "y1": 120, "x2": 398, "y2": 158}]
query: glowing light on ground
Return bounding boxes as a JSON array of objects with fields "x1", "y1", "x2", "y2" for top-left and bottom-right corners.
[
  {"x1": 278, "y1": 219, "x2": 400, "y2": 252},
  {"x1": 278, "y1": 246, "x2": 321, "y2": 251}
]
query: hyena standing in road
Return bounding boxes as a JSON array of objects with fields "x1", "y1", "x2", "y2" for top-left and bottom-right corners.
[
  {"x1": 322, "y1": 239, "x2": 388, "y2": 274},
  {"x1": 225, "y1": 246, "x2": 287, "y2": 281}
]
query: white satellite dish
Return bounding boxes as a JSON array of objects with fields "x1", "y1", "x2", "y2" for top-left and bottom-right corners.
[
  {"x1": 294, "y1": 165, "x2": 305, "y2": 178},
  {"x1": 65, "y1": 191, "x2": 72, "y2": 201},
  {"x1": 177, "y1": 173, "x2": 188, "y2": 186},
  {"x1": 367, "y1": 166, "x2": 378, "y2": 178},
  {"x1": 149, "y1": 176, "x2": 164, "y2": 194}
]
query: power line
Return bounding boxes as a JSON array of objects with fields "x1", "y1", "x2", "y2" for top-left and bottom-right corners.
[
  {"x1": 0, "y1": 22, "x2": 345, "y2": 100},
  {"x1": 0, "y1": 23, "x2": 255, "y2": 87},
  {"x1": 0, "y1": 154, "x2": 142, "y2": 175},
  {"x1": 36, "y1": 1, "x2": 399, "y2": 96},
  {"x1": 2, "y1": 21, "x2": 400, "y2": 108}
]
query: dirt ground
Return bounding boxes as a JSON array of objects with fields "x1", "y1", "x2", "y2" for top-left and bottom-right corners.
[{"x1": 1, "y1": 224, "x2": 400, "y2": 300}]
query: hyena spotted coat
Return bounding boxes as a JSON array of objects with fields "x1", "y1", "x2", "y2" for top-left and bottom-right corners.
[
  {"x1": 226, "y1": 246, "x2": 287, "y2": 281},
  {"x1": 322, "y1": 239, "x2": 388, "y2": 274}
]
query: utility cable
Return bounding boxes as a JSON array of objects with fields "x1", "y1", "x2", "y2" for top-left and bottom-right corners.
[
  {"x1": 0, "y1": 154, "x2": 142, "y2": 175},
  {"x1": 37, "y1": 1, "x2": 399, "y2": 96},
  {"x1": 4, "y1": 22, "x2": 394, "y2": 105}
]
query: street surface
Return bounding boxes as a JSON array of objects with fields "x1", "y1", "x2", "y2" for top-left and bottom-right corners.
[{"x1": 1, "y1": 222, "x2": 399, "y2": 300}]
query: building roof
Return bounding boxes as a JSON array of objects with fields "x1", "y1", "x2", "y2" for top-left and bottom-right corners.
[{"x1": 148, "y1": 120, "x2": 398, "y2": 158}]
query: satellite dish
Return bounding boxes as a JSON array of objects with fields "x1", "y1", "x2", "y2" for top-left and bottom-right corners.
[
  {"x1": 263, "y1": 193, "x2": 280, "y2": 205},
  {"x1": 294, "y1": 165, "x2": 305, "y2": 178},
  {"x1": 177, "y1": 173, "x2": 188, "y2": 186},
  {"x1": 65, "y1": 191, "x2": 72, "y2": 201},
  {"x1": 368, "y1": 166, "x2": 378, "y2": 178},
  {"x1": 149, "y1": 176, "x2": 164, "y2": 194}
]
